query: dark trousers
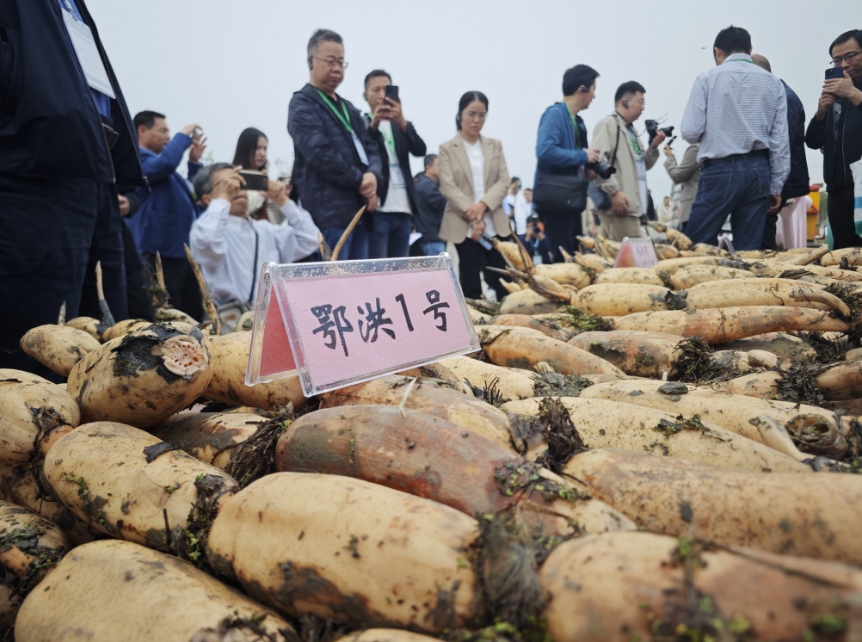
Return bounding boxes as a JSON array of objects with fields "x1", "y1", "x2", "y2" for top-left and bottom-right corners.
[
  {"x1": 538, "y1": 209, "x2": 582, "y2": 263},
  {"x1": 143, "y1": 253, "x2": 202, "y2": 319},
  {"x1": 685, "y1": 155, "x2": 770, "y2": 251},
  {"x1": 368, "y1": 211, "x2": 412, "y2": 259},
  {"x1": 319, "y1": 218, "x2": 369, "y2": 261},
  {"x1": 123, "y1": 222, "x2": 154, "y2": 320},
  {"x1": 455, "y1": 234, "x2": 511, "y2": 301},
  {"x1": 0, "y1": 174, "x2": 125, "y2": 376},
  {"x1": 80, "y1": 185, "x2": 127, "y2": 323},
  {"x1": 828, "y1": 185, "x2": 862, "y2": 250}
]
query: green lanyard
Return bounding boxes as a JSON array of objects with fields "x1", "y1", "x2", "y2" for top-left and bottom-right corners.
[
  {"x1": 314, "y1": 88, "x2": 353, "y2": 133},
  {"x1": 627, "y1": 125, "x2": 643, "y2": 155},
  {"x1": 377, "y1": 117, "x2": 398, "y2": 159},
  {"x1": 565, "y1": 104, "x2": 582, "y2": 149}
]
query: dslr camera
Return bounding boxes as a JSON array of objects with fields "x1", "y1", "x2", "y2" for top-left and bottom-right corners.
[
  {"x1": 645, "y1": 119, "x2": 674, "y2": 145},
  {"x1": 586, "y1": 161, "x2": 616, "y2": 180}
]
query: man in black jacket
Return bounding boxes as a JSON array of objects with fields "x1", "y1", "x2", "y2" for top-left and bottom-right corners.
[
  {"x1": 806, "y1": 29, "x2": 862, "y2": 250},
  {"x1": 752, "y1": 55, "x2": 810, "y2": 250},
  {"x1": 288, "y1": 29, "x2": 383, "y2": 261},
  {"x1": 413, "y1": 154, "x2": 447, "y2": 256},
  {"x1": 0, "y1": 0, "x2": 144, "y2": 374},
  {"x1": 363, "y1": 69, "x2": 427, "y2": 259}
]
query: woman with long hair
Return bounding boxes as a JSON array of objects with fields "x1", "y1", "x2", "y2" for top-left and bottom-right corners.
[
  {"x1": 438, "y1": 91, "x2": 512, "y2": 300},
  {"x1": 232, "y1": 127, "x2": 285, "y2": 223}
]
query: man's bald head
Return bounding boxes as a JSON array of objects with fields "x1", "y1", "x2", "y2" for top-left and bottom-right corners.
[{"x1": 751, "y1": 54, "x2": 772, "y2": 72}]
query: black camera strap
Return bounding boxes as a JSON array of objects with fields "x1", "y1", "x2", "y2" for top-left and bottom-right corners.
[{"x1": 247, "y1": 222, "x2": 260, "y2": 308}]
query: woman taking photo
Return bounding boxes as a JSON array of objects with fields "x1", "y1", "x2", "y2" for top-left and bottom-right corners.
[
  {"x1": 438, "y1": 91, "x2": 512, "y2": 300},
  {"x1": 232, "y1": 127, "x2": 285, "y2": 224}
]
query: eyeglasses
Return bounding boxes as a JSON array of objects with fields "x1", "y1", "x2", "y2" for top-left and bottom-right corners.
[
  {"x1": 832, "y1": 50, "x2": 861, "y2": 65},
  {"x1": 312, "y1": 57, "x2": 348, "y2": 69},
  {"x1": 463, "y1": 111, "x2": 486, "y2": 121}
]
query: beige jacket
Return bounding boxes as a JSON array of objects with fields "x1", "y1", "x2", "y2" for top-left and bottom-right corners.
[
  {"x1": 591, "y1": 113, "x2": 659, "y2": 217},
  {"x1": 437, "y1": 134, "x2": 510, "y2": 243},
  {"x1": 664, "y1": 143, "x2": 701, "y2": 225}
]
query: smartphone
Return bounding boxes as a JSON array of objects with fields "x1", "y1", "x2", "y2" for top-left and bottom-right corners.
[
  {"x1": 238, "y1": 170, "x2": 269, "y2": 191},
  {"x1": 826, "y1": 67, "x2": 845, "y2": 80},
  {"x1": 384, "y1": 85, "x2": 400, "y2": 103},
  {"x1": 192, "y1": 127, "x2": 203, "y2": 142}
]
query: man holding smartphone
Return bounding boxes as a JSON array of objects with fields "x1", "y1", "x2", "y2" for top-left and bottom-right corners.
[
  {"x1": 130, "y1": 111, "x2": 206, "y2": 316},
  {"x1": 805, "y1": 29, "x2": 862, "y2": 250},
  {"x1": 363, "y1": 70, "x2": 427, "y2": 259}
]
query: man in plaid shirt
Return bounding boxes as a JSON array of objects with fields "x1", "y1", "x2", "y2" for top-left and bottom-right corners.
[{"x1": 681, "y1": 26, "x2": 790, "y2": 250}]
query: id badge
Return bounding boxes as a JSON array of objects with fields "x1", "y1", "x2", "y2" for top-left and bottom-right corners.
[
  {"x1": 351, "y1": 132, "x2": 369, "y2": 166},
  {"x1": 62, "y1": 11, "x2": 115, "y2": 98},
  {"x1": 389, "y1": 164, "x2": 406, "y2": 188}
]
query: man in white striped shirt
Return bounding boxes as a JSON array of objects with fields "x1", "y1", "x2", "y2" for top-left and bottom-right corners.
[{"x1": 681, "y1": 26, "x2": 790, "y2": 250}]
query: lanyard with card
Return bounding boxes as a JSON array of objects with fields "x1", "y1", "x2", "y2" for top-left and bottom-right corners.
[
  {"x1": 380, "y1": 122, "x2": 406, "y2": 188},
  {"x1": 61, "y1": 4, "x2": 115, "y2": 98},
  {"x1": 314, "y1": 88, "x2": 369, "y2": 166}
]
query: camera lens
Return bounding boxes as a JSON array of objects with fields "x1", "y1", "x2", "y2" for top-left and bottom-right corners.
[{"x1": 587, "y1": 161, "x2": 616, "y2": 180}]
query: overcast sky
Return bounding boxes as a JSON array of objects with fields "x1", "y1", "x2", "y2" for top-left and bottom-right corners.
[{"x1": 90, "y1": 0, "x2": 846, "y2": 201}]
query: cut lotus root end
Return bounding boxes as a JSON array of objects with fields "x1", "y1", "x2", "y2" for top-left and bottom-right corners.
[{"x1": 153, "y1": 336, "x2": 209, "y2": 377}]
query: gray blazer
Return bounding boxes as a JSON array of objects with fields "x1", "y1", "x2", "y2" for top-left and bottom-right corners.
[
  {"x1": 437, "y1": 134, "x2": 510, "y2": 243},
  {"x1": 664, "y1": 143, "x2": 701, "y2": 225}
]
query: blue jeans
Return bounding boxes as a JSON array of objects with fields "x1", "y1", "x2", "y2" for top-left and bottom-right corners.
[
  {"x1": 368, "y1": 211, "x2": 411, "y2": 259},
  {"x1": 420, "y1": 240, "x2": 446, "y2": 256},
  {"x1": 320, "y1": 218, "x2": 369, "y2": 261},
  {"x1": 684, "y1": 155, "x2": 771, "y2": 251}
]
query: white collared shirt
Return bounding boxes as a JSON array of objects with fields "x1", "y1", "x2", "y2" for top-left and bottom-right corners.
[{"x1": 190, "y1": 198, "x2": 320, "y2": 306}]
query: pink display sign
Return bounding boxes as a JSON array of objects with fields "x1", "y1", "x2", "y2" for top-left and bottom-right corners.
[
  {"x1": 246, "y1": 256, "x2": 480, "y2": 396},
  {"x1": 613, "y1": 237, "x2": 659, "y2": 268}
]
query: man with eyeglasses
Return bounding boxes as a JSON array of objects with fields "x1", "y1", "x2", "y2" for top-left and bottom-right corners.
[
  {"x1": 806, "y1": 29, "x2": 862, "y2": 249},
  {"x1": 680, "y1": 26, "x2": 789, "y2": 251},
  {"x1": 288, "y1": 29, "x2": 383, "y2": 260},
  {"x1": 591, "y1": 81, "x2": 664, "y2": 242}
]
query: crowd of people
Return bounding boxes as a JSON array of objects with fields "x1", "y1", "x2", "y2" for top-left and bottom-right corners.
[{"x1": 0, "y1": 1, "x2": 861, "y2": 376}]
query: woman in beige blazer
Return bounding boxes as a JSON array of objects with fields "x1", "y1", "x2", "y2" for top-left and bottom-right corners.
[{"x1": 438, "y1": 91, "x2": 512, "y2": 300}]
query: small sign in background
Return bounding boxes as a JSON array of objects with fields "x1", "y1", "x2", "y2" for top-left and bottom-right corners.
[{"x1": 613, "y1": 236, "x2": 659, "y2": 268}]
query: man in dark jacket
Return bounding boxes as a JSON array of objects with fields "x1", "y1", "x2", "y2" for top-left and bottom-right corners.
[
  {"x1": 0, "y1": 0, "x2": 144, "y2": 374},
  {"x1": 534, "y1": 64, "x2": 601, "y2": 263},
  {"x1": 363, "y1": 69, "x2": 427, "y2": 259},
  {"x1": 413, "y1": 154, "x2": 447, "y2": 256},
  {"x1": 751, "y1": 55, "x2": 810, "y2": 250},
  {"x1": 288, "y1": 29, "x2": 383, "y2": 261},
  {"x1": 806, "y1": 29, "x2": 862, "y2": 250},
  {"x1": 130, "y1": 110, "x2": 205, "y2": 316}
]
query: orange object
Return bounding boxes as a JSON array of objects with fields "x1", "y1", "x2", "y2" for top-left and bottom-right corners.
[{"x1": 807, "y1": 185, "x2": 822, "y2": 241}]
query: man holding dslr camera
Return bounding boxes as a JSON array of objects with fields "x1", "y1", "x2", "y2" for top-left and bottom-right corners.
[
  {"x1": 533, "y1": 64, "x2": 601, "y2": 262},
  {"x1": 591, "y1": 81, "x2": 665, "y2": 241},
  {"x1": 806, "y1": 29, "x2": 862, "y2": 250}
]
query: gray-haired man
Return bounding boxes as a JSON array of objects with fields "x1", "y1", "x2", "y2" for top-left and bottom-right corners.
[{"x1": 287, "y1": 29, "x2": 383, "y2": 260}]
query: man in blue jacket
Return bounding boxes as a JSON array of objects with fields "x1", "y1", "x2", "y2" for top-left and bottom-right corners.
[
  {"x1": 288, "y1": 29, "x2": 383, "y2": 261},
  {"x1": 130, "y1": 110, "x2": 205, "y2": 316},
  {"x1": 534, "y1": 64, "x2": 601, "y2": 263},
  {"x1": 0, "y1": 0, "x2": 144, "y2": 374}
]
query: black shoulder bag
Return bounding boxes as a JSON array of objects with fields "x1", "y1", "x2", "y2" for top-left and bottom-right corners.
[{"x1": 533, "y1": 115, "x2": 593, "y2": 214}]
